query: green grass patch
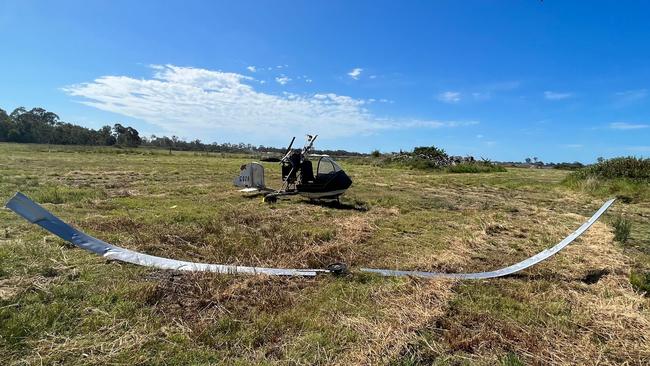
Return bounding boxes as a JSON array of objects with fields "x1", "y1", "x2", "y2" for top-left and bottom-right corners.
[
  {"x1": 629, "y1": 271, "x2": 650, "y2": 296},
  {"x1": 30, "y1": 185, "x2": 106, "y2": 204},
  {"x1": 613, "y1": 216, "x2": 632, "y2": 243},
  {"x1": 446, "y1": 162, "x2": 507, "y2": 174}
]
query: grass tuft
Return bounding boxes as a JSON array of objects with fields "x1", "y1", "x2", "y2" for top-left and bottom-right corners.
[
  {"x1": 613, "y1": 216, "x2": 632, "y2": 243},
  {"x1": 501, "y1": 353, "x2": 525, "y2": 366},
  {"x1": 629, "y1": 271, "x2": 650, "y2": 296}
]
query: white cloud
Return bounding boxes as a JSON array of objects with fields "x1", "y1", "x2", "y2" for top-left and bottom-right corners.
[
  {"x1": 476, "y1": 134, "x2": 484, "y2": 139},
  {"x1": 246, "y1": 66, "x2": 256, "y2": 72},
  {"x1": 305, "y1": 78, "x2": 313, "y2": 83},
  {"x1": 437, "y1": 91, "x2": 461, "y2": 103},
  {"x1": 609, "y1": 122, "x2": 649, "y2": 130},
  {"x1": 275, "y1": 76, "x2": 291, "y2": 85},
  {"x1": 348, "y1": 68, "x2": 363, "y2": 80},
  {"x1": 544, "y1": 91, "x2": 573, "y2": 100},
  {"x1": 63, "y1": 64, "x2": 477, "y2": 140}
]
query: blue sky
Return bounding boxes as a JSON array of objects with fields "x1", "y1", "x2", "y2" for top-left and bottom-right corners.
[{"x1": 1, "y1": 0, "x2": 649, "y2": 162}]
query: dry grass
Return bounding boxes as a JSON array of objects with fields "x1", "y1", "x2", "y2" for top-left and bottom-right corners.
[{"x1": 1, "y1": 143, "x2": 649, "y2": 365}]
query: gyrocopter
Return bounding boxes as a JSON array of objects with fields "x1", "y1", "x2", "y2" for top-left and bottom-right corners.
[{"x1": 234, "y1": 134, "x2": 353, "y2": 203}]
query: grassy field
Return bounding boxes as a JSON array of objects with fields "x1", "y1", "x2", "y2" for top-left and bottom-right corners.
[{"x1": 1, "y1": 143, "x2": 649, "y2": 365}]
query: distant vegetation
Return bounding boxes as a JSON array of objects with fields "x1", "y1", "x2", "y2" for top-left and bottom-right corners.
[
  {"x1": 353, "y1": 145, "x2": 507, "y2": 173},
  {"x1": 569, "y1": 156, "x2": 650, "y2": 180},
  {"x1": 0, "y1": 107, "x2": 141, "y2": 147},
  {"x1": 564, "y1": 157, "x2": 650, "y2": 201},
  {"x1": 0, "y1": 106, "x2": 364, "y2": 156}
]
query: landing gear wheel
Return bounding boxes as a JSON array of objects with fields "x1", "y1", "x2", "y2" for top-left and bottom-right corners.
[{"x1": 263, "y1": 194, "x2": 278, "y2": 204}]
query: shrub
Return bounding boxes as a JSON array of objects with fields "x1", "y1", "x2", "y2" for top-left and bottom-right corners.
[
  {"x1": 570, "y1": 157, "x2": 650, "y2": 180},
  {"x1": 563, "y1": 157, "x2": 650, "y2": 201},
  {"x1": 612, "y1": 216, "x2": 632, "y2": 243},
  {"x1": 413, "y1": 146, "x2": 447, "y2": 160},
  {"x1": 370, "y1": 149, "x2": 381, "y2": 158}
]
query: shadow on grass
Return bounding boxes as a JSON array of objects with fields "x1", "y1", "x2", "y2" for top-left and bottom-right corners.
[{"x1": 302, "y1": 198, "x2": 370, "y2": 211}]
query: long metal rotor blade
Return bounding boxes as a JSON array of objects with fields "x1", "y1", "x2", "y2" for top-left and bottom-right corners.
[
  {"x1": 5, "y1": 193, "x2": 615, "y2": 280},
  {"x1": 361, "y1": 198, "x2": 616, "y2": 279},
  {"x1": 4, "y1": 192, "x2": 321, "y2": 276}
]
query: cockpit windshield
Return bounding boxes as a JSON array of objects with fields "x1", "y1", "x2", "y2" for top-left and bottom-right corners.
[{"x1": 317, "y1": 156, "x2": 342, "y2": 176}]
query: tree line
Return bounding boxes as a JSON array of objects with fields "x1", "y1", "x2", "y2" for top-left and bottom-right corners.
[
  {"x1": 0, "y1": 107, "x2": 142, "y2": 147},
  {"x1": 0, "y1": 106, "x2": 364, "y2": 156}
]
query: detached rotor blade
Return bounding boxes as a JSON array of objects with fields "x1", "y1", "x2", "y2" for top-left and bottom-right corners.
[
  {"x1": 5, "y1": 192, "x2": 321, "y2": 276},
  {"x1": 361, "y1": 198, "x2": 616, "y2": 279}
]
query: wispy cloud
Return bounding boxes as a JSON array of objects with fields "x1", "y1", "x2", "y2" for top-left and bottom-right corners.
[
  {"x1": 609, "y1": 122, "x2": 649, "y2": 130},
  {"x1": 544, "y1": 91, "x2": 573, "y2": 100},
  {"x1": 626, "y1": 146, "x2": 650, "y2": 152},
  {"x1": 614, "y1": 89, "x2": 647, "y2": 105},
  {"x1": 399, "y1": 120, "x2": 478, "y2": 128},
  {"x1": 437, "y1": 91, "x2": 461, "y2": 103},
  {"x1": 471, "y1": 92, "x2": 490, "y2": 101},
  {"x1": 246, "y1": 66, "x2": 256, "y2": 72},
  {"x1": 347, "y1": 68, "x2": 363, "y2": 80},
  {"x1": 63, "y1": 64, "x2": 478, "y2": 140},
  {"x1": 275, "y1": 76, "x2": 291, "y2": 85}
]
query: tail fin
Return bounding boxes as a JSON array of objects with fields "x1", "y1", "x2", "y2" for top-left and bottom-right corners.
[{"x1": 234, "y1": 162, "x2": 266, "y2": 189}]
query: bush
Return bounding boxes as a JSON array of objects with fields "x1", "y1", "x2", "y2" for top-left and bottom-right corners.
[
  {"x1": 612, "y1": 216, "x2": 632, "y2": 243},
  {"x1": 563, "y1": 157, "x2": 650, "y2": 201},
  {"x1": 571, "y1": 157, "x2": 650, "y2": 180},
  {"x1": 413, "y1": 146, "x2": 447, "y2": 160}
]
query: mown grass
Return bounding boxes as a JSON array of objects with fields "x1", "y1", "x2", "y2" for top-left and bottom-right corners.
[{"x1": 0, "y1": 143, "x2": 649, "y2": 365}]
